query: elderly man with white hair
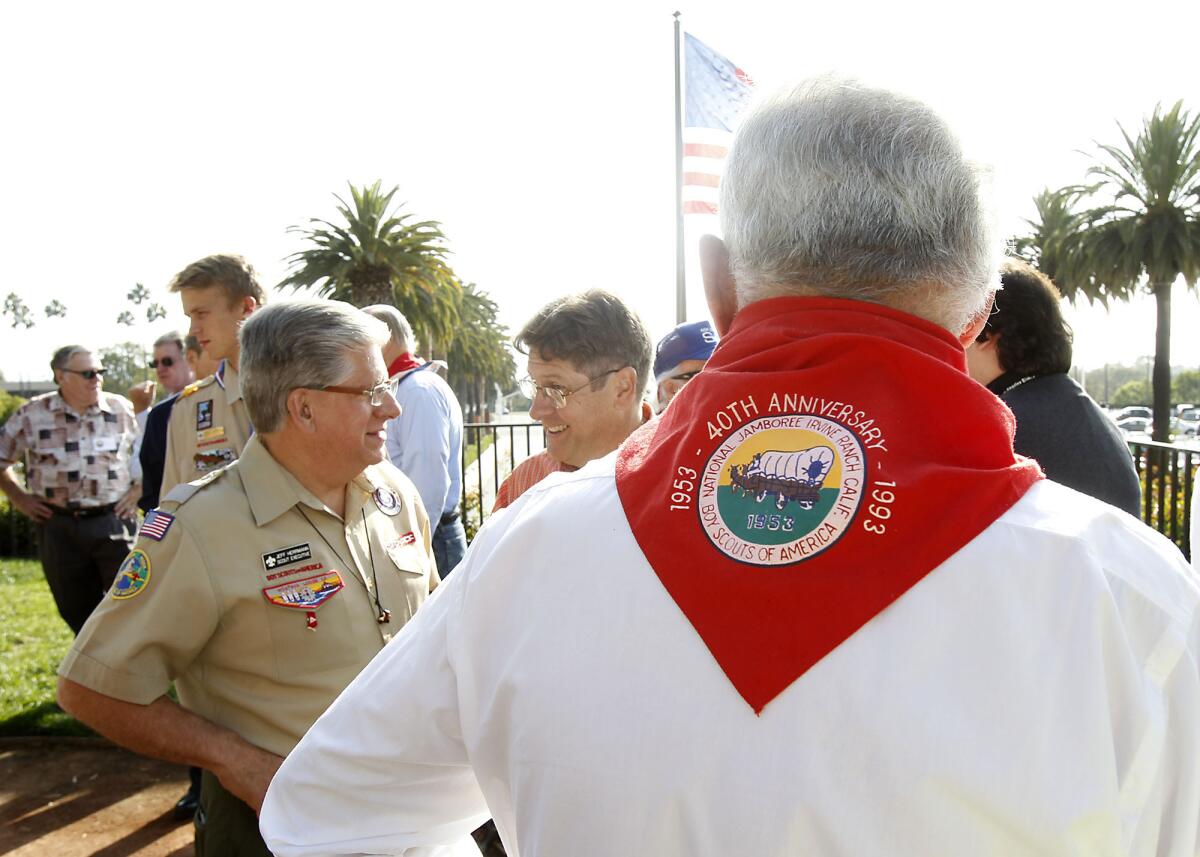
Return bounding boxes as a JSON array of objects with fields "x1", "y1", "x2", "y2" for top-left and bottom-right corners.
[
  {"x1": 261, "y1": 80, "x2": 1200, "y2": 857},
  {"x1": 364, "y1": 303, "x2": 467, "y2": 577},
  {"x1": 57, "y1": 300, "x2": 441, "y2": 857},
  {"x1": 0, "y1": 344, "x2": 140, "y2": 634}
]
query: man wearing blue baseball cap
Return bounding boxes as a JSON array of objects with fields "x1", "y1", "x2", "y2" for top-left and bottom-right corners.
[{"x1": 653, "y1": 319, "x2": 718, "y2": 410}]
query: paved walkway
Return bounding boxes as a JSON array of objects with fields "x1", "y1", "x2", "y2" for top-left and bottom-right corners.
[{"x1": 0, "y1": 738, "x2": 192, "y2": 856}]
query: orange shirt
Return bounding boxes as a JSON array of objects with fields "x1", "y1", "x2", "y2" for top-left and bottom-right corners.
[{"x1": 492, "y1": 451, "x2": 576, "y2": 512}]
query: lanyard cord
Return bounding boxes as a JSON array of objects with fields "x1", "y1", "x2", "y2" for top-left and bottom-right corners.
[{"x1": 294, "y1": 505, "x2": 391, "y2": 624}]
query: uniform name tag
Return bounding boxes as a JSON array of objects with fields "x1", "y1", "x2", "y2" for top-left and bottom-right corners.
[
  {"x1": 263, "y1": 543, "x2": 313, "y2": 571},
  {"x1": 387, "y1": 532, "x2": 416, "y2": 551},
  {"x1": 196, "y1": 400, "x2": 214, "y2": 431},
  {"x1": 93, "y1": 437, "x2": 118, "y2": 452}
]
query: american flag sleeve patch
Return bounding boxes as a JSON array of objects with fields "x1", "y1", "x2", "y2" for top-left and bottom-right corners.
[{"x1": 139, "y1": 509, "x2": 175, "y2": 541}]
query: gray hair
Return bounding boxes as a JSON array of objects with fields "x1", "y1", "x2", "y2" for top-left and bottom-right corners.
[
  {"x1": 362, "y1": 304, "x2": 415, "y2": 352},
  {"x1": 240, "y1": 300, "x2": 389, "y2": 433},
  {"x1": 153, "y1": 331, "x2": 185, "y2": 352},
  {"x1": 720, "y1": 77, "x2": 998, "y2": 331},
  {"x1": 50, "y1": 345, "x2": 90, "y2": 376}
]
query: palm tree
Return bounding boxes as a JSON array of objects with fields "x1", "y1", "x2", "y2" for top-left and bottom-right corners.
[
  {"x1": 447, "y1": 284, "x2": 516, "y2": 420},
  {"x1": 280, "y1": 181, "x2": 462, "y2": 353},
  {"x1": 1024, "y1": 101, "x2": 1200, "y2": 442}
]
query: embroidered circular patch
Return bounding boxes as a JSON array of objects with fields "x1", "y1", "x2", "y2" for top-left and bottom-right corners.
[
  {"x1": 373, "y1": 487, "x2": 400, "y2": 516},
  {"x1": 698, "y1": 414, "x2": 866, "y2": 565},
  {"x1": 111, "y1": 549, "x2": 152, "y2": 599}
]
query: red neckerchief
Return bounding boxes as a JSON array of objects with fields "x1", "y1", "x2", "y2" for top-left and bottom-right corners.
[
  {"x1": 616, "y1": 297, "x2": 1043, "y2": 713},
  {"x1": 387, "y1": 352, "x2": 424, "y2": 377}
]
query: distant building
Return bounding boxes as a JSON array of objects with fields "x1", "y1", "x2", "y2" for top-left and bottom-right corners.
[{"x1": 3, "y1": 380, "x2": 56, "y2": 398}]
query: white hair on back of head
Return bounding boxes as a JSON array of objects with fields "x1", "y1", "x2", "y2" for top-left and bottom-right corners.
[
  {"x1": 720, "y1": 77, "x2": 999, "y2": 332},
  {"x1": 362, "y1": 305, "x2": 415, "y2": 353}
]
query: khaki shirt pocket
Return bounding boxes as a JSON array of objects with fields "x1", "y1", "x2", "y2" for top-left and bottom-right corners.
[
  {"x1": 261, "y1": 570, "x2": 362, "y2": 678},
  {"x1": 383, "y1": 533, "x2": 427, "y2": 576}
]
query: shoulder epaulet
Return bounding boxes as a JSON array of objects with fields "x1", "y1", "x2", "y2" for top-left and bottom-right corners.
[
  {"x1": 180, "y1": 375, "x2": 217, "y2": 398},
  {"x1": 161, "y1": 464, "x2": 230, "y2": 507}
]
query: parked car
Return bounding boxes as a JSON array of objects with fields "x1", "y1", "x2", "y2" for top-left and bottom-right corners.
[
  {"x1": 1118, "y1": 416, "x2": 1152, "y2": 436},
  {"x1": 1178, "y1": 408, "x2": 1200, "y2": 438},
  {"x1": 1114, "y1": 406, "x2": 1152, "y2": 424}
]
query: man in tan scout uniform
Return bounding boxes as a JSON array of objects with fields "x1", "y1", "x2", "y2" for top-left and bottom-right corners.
[
  {"x1": 159, "y1": 254, "x2": 262, "y2": 499},
  {"x1": 58, "y1": 300, "x2": 438, "y2": 856}
]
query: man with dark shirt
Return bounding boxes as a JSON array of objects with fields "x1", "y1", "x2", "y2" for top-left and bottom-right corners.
[
  {"x1": 139, "y1": 337, "x2": 220, "y2": 514},
  {"x1": 966, "y1": 259, "x2": 1141, "y2": 515}
]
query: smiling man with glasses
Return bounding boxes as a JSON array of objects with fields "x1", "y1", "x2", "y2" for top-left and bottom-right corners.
[
  {"x1": 58, "y1": 300, "x2": 439, "y2": 856},
  {"x1": 492, "y1": 289, "x2": 652, "y2": 511},
  {"x1": 0, "y1": 344, "x2": 140, "y2": 634}
]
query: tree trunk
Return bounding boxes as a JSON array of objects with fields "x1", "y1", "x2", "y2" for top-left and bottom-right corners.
[{"x1": 1152, "y1": 280, "x2": 1172, "y2": 443}]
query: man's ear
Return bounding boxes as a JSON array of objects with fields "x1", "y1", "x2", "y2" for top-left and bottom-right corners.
[
  {"x1": 612, "y1": 366, "x2": 639, "y2": 405},
  {"x1": 699, "y1": 234, "x2": 738, "y2": 336},
  {"x1": 287, "y1": 388, "x2": 318, "y2": 432},
  {"x1": 958, "y1": 292, "x2": 994, "y2": 347},
  {"x1": 240, "y1": 296, "x2": 259, "y2": 320}
]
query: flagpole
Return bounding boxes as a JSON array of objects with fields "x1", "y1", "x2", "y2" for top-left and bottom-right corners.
[{"x1": 673, "y1": 11, "x2": 686, "y2": 324}]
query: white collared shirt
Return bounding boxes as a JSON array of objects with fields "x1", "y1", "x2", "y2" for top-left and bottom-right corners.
[{"x1": 262, "y1": 458, "x2": 1200, "y2": 857}]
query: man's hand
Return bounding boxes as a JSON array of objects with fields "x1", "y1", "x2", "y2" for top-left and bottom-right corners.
[
  {"x1": 115, "y1": 484, "x2": 142, "y2": 519},
  {"x1": 127, "y1": 380, "x2": 156, "y2": 414},
  {"x1": 11, "y1": 489, "x2": 53, "y2": 522},
  {"x1": 213, "y1": 745, "x2": 285, "y2": 813}
]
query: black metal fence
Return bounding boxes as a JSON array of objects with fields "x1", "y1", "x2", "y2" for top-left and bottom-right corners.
[
  {"x1": 1129, "y1": 440, "x2": 1197, "y2": 561},
  {"x1": 453, "y1": 425, "x2": 1199, "y2": 562},
  {"x1": 460, "y1": 421, "x2": 546, "y2": 541}
]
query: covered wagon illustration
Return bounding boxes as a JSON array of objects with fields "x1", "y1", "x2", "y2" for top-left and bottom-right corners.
[{"x1": 728, "y1": 446, "x2": 835, "y2": 510}]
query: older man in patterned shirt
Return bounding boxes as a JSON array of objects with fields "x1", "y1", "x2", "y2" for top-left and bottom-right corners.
[{"x1": 0, "y1": 345, "x2": 140, "y2": 633}]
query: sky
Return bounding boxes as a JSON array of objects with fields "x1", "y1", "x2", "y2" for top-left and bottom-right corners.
[{"x1": 1, "y1": 0, "x2": 1198, "y2": 383}]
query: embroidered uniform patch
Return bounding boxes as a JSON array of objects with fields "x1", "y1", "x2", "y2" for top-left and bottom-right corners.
[
  {"x1": 262, "y1": 543, "x2": 313, "y2": 571},
  {"x1": 194, "y1": 448, "x2": 235, "y2": 473},
  {"x1": 196, "y1": 426, "x2": 226, "y2": 447},
  {"x1": 373, "y1": 487, "x2": 400, "y2": 516},
  {"x1": 702, "y1": 415, "x2": 865, "y2": 565},
  {"x1": 262, "y1": 571, "x2": 344, "y2": 629},
  {"x1": 265, "y1": 561, "x2": 325, "y2": 582},
  {"x1": 112, "y1": 549, "x2": 152, "y2": 599},
  {"x1": 196, "y1": 400, "x2": 213, "y2": 431},
  {"x1": 262, "y1": 570, "x2": 344, "y2": 609},
  {"x1": 139, "y1": 510, "x2": 175, "y2": 542}
]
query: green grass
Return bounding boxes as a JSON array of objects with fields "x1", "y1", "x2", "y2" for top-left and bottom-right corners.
[
  {"x1": 0, "y1": 558, "x2": 92, "y2": 736},
  {"x1": 463, "y1": 433, "x2": 495, "y2": 470}
]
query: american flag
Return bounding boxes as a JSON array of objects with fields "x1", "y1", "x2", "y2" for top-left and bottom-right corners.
[
  {"x1": 140, "y1": 509, "x2": 174, "y2": 541},
  {"x1": 683, "y1": 33, "x2": 755, "y2": 216}
]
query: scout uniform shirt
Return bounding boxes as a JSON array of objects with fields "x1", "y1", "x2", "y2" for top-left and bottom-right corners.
[
  {"x1": 59, "y1": 435, "x2": 438, "y2": 757},
  {"x1": 159, "y1": 360, "x2": 253, "y2": 499}
]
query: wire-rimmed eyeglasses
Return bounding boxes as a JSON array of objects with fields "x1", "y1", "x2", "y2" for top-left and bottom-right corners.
[
  {"x1": 320, "y1": 378, "x2": 399, "y2": 407},
  {"x1": 518, "y1": 367, "x2": 623, "y2": 409}
]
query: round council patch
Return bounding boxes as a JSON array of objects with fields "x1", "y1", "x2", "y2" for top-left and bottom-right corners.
[
  {"x1": 698, "y1": 414, "x2": 867, "y2": 566},
  {"x1": 111, "y1": 549, "x2": 152, "y2": 599},
  {"x1": 373, "y1": 487, "x2": 400, "y2": 516}
]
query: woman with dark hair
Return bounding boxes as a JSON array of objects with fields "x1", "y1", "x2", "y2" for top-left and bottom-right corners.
[{"x1": 966, "y1": 259, "x2": 1140, "y2": 515}]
